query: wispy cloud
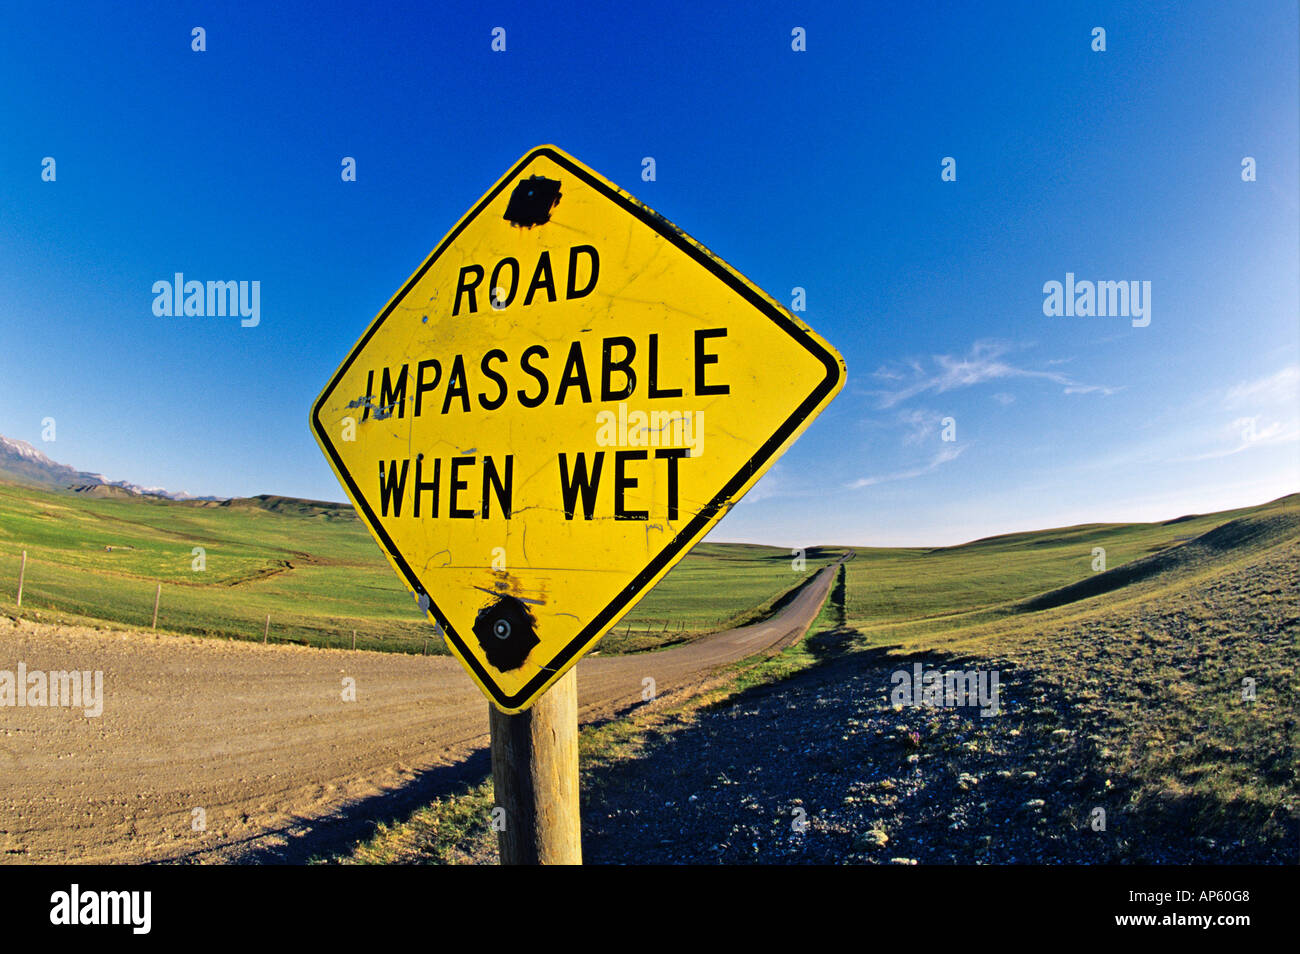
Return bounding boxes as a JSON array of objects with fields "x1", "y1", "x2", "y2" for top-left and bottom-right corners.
[
  {"x1": 1062, "y1": 383, "x2": 1115, "y2": 395},
  {"x1": 867, "y1": 340, "x2": 1119, "y2": 408},
  {"x1": 898, "y1": 408, "x2": 942, "y2": 445},
  {"x1": 1224, "y1": 364, "x2": 1300, "y2": 408},
  {"x1": 846, "y1": 444, "x2": 967, "y2": 489},
  {"x1": 1169, "y1": 367, "x2": 1300, "y2": 463},
  {"x1": 738, "y1": 463, "x2": 824, "y2": 505},
  {"x1": 1173, "y1": 415, "x2": 1300, "y2": 463}
]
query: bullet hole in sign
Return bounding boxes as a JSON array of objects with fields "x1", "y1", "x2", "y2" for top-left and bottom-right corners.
[
  {"x1": 473, "y1": 593, "x2": 539, "y2": 671},
  {"x1": 503, "y1": 176, "x2": 561, "y2": 227}
]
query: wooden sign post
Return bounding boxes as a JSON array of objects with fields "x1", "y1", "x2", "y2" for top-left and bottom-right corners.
[{"x1": 489, "y1": 667, "x2": 581, "y2": 864}]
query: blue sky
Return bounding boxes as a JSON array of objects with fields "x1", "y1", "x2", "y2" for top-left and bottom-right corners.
[{"x1": 1, "y1": 0, "x2": 1296, "y2": 546}]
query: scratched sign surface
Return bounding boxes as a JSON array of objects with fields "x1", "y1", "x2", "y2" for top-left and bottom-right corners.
[{"x1": 310, "y1": 145, "x2": 845, "y2": 711}]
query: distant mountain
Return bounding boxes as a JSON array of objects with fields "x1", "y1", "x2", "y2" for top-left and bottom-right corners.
[
  {"x1": 0, "y1": 435, "x2": 102, "y2": 489},
  {"x1": 0, "y1": 434, "x2": 224, "y2": 501},
  {"x1": 219, "y1": 494, "x2": 357, "y2": 519}
]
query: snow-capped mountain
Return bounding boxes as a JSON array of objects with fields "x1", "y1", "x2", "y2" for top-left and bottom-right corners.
[{"x1": 0, "y1": 434, "x2": 222, "y2": 500}]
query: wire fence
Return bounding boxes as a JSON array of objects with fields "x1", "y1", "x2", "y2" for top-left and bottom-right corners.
[
  {"x1": 1, "y1": 548, "x2": 442, "y2": 655},
  {"x1": 1, "y1": 548, "x2": 725, "y2": 656}
]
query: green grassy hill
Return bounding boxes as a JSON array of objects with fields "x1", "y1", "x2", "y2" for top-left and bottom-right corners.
[
  {"x1": 829, "y1": 493, "x2": 1299, "y2": 861},
  {"x1": 840, "y1": 494, "x2": 1299, "y2": 645},
  {"x1": 0, "y1": 478, "x2": 838, "y2": 653}
]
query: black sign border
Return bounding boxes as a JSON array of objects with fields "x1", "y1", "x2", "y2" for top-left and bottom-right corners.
[{"x1": 311, "y1": 146, "x2": 843, "y2": 709}]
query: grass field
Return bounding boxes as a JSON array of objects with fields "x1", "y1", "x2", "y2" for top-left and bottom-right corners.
[
  {"x1": 0, "y1": 478, "x2": 839, "y2": 654},
  {"x1": 328, "y1": 493, "x2": 1297, "y2": 864},
  {"x1": 832, "y1": 494, "x2": 1299, "y2": 860},
  {"x1": 840, "y1": 496, "x2": 1297, "y2": 644}
]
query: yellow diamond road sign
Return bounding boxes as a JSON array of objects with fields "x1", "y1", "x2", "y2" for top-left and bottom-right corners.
[{"x1": 310, "y1": 145, "x2": 845, "y2": 712}]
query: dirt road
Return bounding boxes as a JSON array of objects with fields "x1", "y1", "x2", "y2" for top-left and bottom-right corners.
[{"x1": 0, "y1": 560, "x2": 839, "y2": 863}]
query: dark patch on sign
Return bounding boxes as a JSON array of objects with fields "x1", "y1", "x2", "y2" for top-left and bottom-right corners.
[
  {"x1": 503, "y1": 175, "x2": 561, "y2": 227},
  {"x1": 473, "y1": 593, "x2": 539, "y2": 671}
]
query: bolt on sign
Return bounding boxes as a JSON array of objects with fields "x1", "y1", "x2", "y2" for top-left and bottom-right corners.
[{"x1": 310, "y1": 145, "x2": 845, "y2": 712}]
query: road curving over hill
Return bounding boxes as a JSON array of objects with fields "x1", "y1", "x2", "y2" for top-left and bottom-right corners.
[{"x1": 0, "y1": 557, "x2": 843, "y2": 864}]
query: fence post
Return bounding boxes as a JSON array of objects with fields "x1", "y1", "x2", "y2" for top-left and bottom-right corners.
[
  {"x1": 352, "y1": 629, "x2": 357, "y2": 650},
  {"x1": 263, "y1": 614, "x2": 270, "y2": 643},
  {"x1": 16, "y1": 551, "x2": 26, "y2": 608},
  {"x1": 151, "y1": 583, "x2": 161, "y2": 629}
]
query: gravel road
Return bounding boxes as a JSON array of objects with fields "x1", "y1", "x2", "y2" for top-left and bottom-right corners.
[{"x1": 0, "y1": 560, "x2": 838, "y2": 863}]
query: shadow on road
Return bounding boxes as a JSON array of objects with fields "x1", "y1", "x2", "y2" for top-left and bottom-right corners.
[
  {"x1": 580, "y1": 624, "x2": 1287, "y2": 865},
  {"x1": 212, "y1": 749, "x2": 492, "y2": 865}
]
